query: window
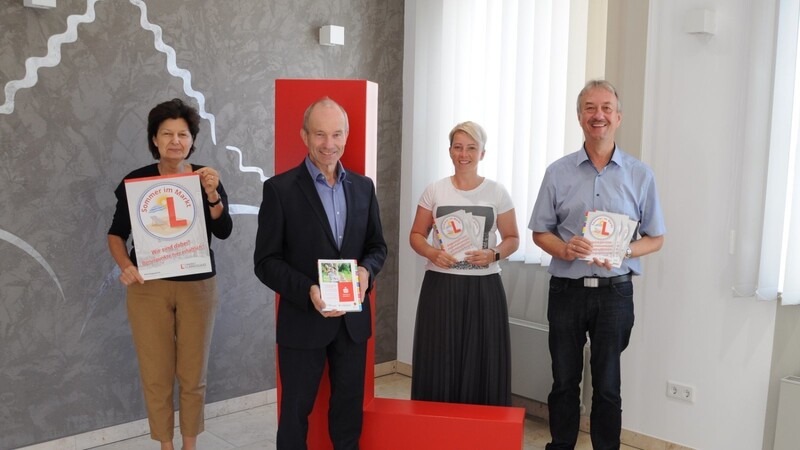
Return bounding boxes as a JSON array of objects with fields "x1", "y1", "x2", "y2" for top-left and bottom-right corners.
[
  {"x1": 401, "y1": 0, "x2": 578, "y2": 263},
  {"x1": 756, "y1": 0, "x2": 800, "y2": 304}
]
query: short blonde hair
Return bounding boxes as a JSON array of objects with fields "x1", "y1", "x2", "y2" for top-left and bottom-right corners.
[{"x1": 448, "y1": 121, "x2": 487, "y2": 150}]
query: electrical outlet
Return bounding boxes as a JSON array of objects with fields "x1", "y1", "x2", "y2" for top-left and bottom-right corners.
[{"x1": 666, "y1": 381, "x2": 695, "y2": 403}]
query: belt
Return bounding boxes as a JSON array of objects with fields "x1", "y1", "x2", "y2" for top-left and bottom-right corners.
[{"x1": 557, "y1": 272, "x2": 633, "y2": 288}]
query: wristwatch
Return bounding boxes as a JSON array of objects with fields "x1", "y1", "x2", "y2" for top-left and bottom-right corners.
[
  {"x1": 624, "y1": 247, "x2": 633, "y2": 259},
  {"x1": 493, "y1": 249, "x2": 501, "y2": 262}
]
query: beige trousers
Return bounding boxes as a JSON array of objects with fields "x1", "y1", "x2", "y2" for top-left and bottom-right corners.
[{"x1": 126, "y1": 277, "x2": 218, "y2": 442}]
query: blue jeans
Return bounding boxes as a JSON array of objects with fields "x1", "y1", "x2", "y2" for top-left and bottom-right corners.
[{"x1": 545, "y1": 276, "x2": 634, "y2": 450}]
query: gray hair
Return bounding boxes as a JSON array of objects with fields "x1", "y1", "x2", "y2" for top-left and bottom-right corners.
[
  {"x1": 576, "y1": 79, "x2": 622, "y2": 114},
  {"x1": 448, "y1": 121, "x2": 487, "y2": 150}
]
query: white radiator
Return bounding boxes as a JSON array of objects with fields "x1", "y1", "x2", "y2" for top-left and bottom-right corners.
[
  {"x1": 509, "y1": 319, "x2": 591, "y2": 414},
  {"x1": 509, "y1": 319, "x2": 552, "y2": 402},
  {"x1": 774, "y1": 375, "x2": 800, "y2": 450}
]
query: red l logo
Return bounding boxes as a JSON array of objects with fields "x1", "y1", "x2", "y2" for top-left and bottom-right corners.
[
  {"x1": 600, "y1": 220, "x2": 611, "y2": 236},
  {"x1": 166, "y1": 197, "x2": 188, "y2": 227},
  {"x1": 447, "y1": 219, "x2": 462, "y2": 233}
]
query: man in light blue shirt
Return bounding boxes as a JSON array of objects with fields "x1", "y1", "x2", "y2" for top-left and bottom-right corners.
[{"x1": 529, "y1": 80, "x2": 666, "y2": 450}]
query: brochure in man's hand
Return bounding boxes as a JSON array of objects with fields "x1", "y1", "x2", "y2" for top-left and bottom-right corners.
[
  {"x1": 318, "y1": 259, "x2": 362, "y2": 312},
  {"x1": 432, "y1": 209, "x2": 485, "y2": 261},
  {"x1": 581, "y1": 210, "x2": 638, "y2": 268}
]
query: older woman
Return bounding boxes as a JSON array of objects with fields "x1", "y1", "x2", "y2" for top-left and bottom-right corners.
[
  {"x1": 107, "y1": 98, "x2": 232, "y2": 450},
  {"x1": 409, "y1": 121, "x2": 520, "y2": 406}
]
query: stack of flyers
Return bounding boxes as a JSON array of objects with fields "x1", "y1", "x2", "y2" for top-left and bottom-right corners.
[
  {"x1": 581, "y1": 210, "x2": 638, "y2": 268},
  {"x1": 317, "y1": 259, "x2": 362, "y2": 312},
  {"x1": 432, "y1": 209, "x2": 485, "y2": 261}
]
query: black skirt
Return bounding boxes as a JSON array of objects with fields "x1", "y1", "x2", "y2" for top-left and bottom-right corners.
[{"x1": 411, "y1": 270, "x2": 511, "y2": 406}]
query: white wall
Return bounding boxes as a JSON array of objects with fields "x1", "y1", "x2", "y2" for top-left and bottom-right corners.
[{"x1": 628, "y1": 0, "x2": 778, "y2": 448}]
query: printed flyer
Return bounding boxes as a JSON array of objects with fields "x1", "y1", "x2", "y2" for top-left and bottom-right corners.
[
  {"x1": 581, "y1": 210, "x2": 638, "y2": 268},
  {"x1": 317, "y1": 259, "x2": 362, "y2": 312},
  {"x1": 433, "y1": 209, "x2": 484, "y2": 261},
  {"x1": 124, "y1": 173, "x2": 211, "y2": 280}
]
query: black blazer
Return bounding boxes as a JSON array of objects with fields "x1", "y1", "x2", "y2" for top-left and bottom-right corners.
[{"x1": 254, "y1": 162, "x2": 387, "y2": 349}]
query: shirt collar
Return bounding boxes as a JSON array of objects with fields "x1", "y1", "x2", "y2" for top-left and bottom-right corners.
[
  {"x1": 304, "y1": 156, "x2": 346, "y2": 184},
  {"x1": 577, "y1": 143, "x2": 625, "y2": 168}
]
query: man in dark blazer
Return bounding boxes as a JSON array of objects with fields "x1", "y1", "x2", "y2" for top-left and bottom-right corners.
[{"x1": 254, "y1": 97, "x2": 387, "y2": 450}]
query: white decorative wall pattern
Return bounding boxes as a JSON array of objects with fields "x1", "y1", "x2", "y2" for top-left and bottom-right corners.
[{"x1": 0, "y1": 0, "x2": 403, "y2": 447}]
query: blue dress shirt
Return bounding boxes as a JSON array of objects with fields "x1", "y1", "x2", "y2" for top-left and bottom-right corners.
[{"x1": 305, "y1": 156, "x2": 347, "y2": 249}]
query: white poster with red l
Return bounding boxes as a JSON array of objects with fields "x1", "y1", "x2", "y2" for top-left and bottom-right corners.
[{"x1": 124, "y1": 172, "x2": 211, "y2": 280}]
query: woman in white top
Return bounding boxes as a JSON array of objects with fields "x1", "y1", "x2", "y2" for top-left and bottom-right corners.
[{"x1": 409, "y1": 121, "x2": 520, "y2": 406}]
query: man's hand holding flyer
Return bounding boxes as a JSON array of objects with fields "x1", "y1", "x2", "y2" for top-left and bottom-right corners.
[
  {"x1": 317, "y1": 259, "x2": 362, "y2": 312},
  {"x1": 581, "y1": 210, "x2": 638, "y2": 268}
]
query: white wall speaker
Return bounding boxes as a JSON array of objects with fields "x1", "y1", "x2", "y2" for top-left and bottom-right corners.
[
  {"x1": 683, "y1": 8, "x2": 716, "y2": 35},
  {"x1": 23, "y1": 0, "x2": 56, "y2": 9},
  {"x1": 319, "y1": 25, "x2": 345, "y2": 46}
]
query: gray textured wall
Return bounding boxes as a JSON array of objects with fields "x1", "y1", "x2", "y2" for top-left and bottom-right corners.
[{"x1": 0, "y1": 0, "x2": 402, "y2": 447}]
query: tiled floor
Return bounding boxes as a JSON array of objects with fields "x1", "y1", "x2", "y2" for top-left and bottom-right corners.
[{"x1": 91, "y1": 373, "x2": 640, "y2": 450}]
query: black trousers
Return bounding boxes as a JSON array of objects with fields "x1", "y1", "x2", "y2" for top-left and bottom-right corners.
[
  {"x1": 545, "y1": 277, "x2": 635, "y2": 450},
  {"x1": 277, "y1": 320, "x2": 367, "y2": 450}
]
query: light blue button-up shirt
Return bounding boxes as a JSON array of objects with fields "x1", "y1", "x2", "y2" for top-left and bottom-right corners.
[
  {"x1": 528, "y1": 146, "x2": 666, "y2": 277},
  {"x1": 305, "y1": 156, "x2": 347, "y2": 249}
]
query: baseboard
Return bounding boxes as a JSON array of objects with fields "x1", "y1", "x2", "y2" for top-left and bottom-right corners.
[
  {"x1": 18, "y1": 389, "x2": 278, "y2": 450},
  {"x1": 374, "y1": 360, "x2": 397, "y2": 377},
  {"x1": 395, "y1": 360, "x2": 412, "y2": 377},
  {"x1": 20, "y1": 362, "x2": 396, "y2": 450}
]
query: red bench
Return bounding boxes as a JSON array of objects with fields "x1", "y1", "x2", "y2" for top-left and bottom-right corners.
[{"x1": 361, "y1": 397, "x2": 525, "y2": 449}]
